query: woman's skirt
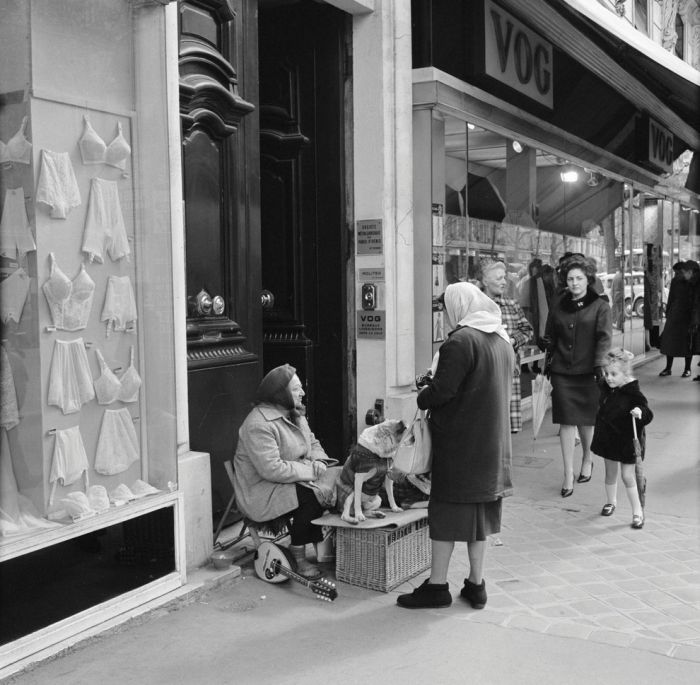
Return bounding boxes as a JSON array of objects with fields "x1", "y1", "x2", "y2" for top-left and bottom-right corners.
[
  {"x1": 551, "y1": 372, "x2": 599, "y2": 425},
  {"x1": 428, "y1": 498, "x2": 502, "y2": 542}
]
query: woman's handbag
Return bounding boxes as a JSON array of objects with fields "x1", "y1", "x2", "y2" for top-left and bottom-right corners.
[{"x1": 393, "y1": 409, "x2": 432, "y2": 475}]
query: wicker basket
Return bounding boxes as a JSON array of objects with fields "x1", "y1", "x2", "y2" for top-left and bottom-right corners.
[{"x1": 336, "y1": 516, "x2": 431, "y2": 592}]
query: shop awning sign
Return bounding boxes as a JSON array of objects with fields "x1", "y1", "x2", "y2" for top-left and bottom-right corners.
[
  {"x1": 636, "y1": 114, "x2": 674, "y2": 175},
  {"x1": 479, "y1": 0, "x2": 554, "y2": 109}
]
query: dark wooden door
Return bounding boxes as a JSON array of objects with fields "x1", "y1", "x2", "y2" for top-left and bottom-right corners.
[
  {"x1": 258, "y1": 0, "x2": 350, "y2": 460},
  {"x1": 179, "y1": 0, "x2": 261, "y2": 517}
]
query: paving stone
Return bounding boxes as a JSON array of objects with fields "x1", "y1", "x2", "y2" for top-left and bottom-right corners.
[
  {"x1": 540, "y1": 560, "x2": 578, "y2": 573},
  {"x1": 560, "y1": 570, "x2": 605, "y2": 584},
  {"x1": 569, "y1": 598, "x2": 613, "y2": 616},
  {"x1": 507, "y1": 613, "x2": 551, "y2": 633},
  {"x1": 536, "y1": 604, "x2": 580, "y2": 619},
  {"x1": 672, "y1": 644, "x2": 700, "y2": 663},
  {"x1": 594, "y1": 613, "x2": 646, "y2": 632},
  {"x1": 527, "y1": 574, "x2": 568, "y2": 589},
  {"x1": 666, "y1": 586, "x2": 700, "y2": 603},
  {"x1": 602, "y1": 594, "x2": 648, "y2": 611},
  {"x1": 655, "y1": 623, "x2": 700, "y2": 641},
  {"x1": 594, "y1": 567, "x2": 634, "y2": 581},
  {"x1": 625, "y1": 609, "x2": 677, "y2": 627},
  {"x1": 479, "y1": 593, "x2": 525, "y2": 610},
  {"x1": 465, "y1": 610, "x2": 510, "y2": 626},
  {"x1": 634, "y1": 589, "x2": 683, "y2": 607},
  {"x1": 677, "y1": 572, "x2": 700, "y2": 584},
  {"x1": 614, "y1": 578, "x2": 658, "y2": 593},
  {"x1": 508, "y1": 564, "x2": 548, "y2": 578},
  {"x1": 646, "y1": 574, "x2": 690, "y2": 589},
  {"x1": 588, "y1": 629, "x2": 635, "y2": 647},
  {"x1": 650, "y1": 560, "x2": 695, "y2": 575},
  {"x1": 578, "y1": 582, "x2": 622, "y2": 598},
  {"x1": 545, "y1": 622, "x2": 593, "y2": 640},
  {"x1": 629, "y1": 637, "x2": 676, "y2": 656},
  {"x1": 495, "y1": 578, "x2": 539, "y2": 593},
  {"x1": 508, "y1": 589, "x2": 562, "y2": 607}
]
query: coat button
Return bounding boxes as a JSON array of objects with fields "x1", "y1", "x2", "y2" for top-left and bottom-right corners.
[
  {"x1": 568, "y1": 344, "x2": 573, "y2": 349},
  {"x1": 568, "y1": 323, "x2": 574, "y2": 329}
]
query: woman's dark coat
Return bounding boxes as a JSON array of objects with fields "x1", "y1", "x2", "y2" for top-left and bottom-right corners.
[
  {"x1": 660, "y1": 275, "x2": 694, "y2": 357},
  {"x1": 591, "y1": 380, "x2": 653, "y2": 463},
  {"x1": 417, "y1": 326, "x2": 514, "y2": 503},
  {"x1": 543, "y1": 288, "x2": 612, "y2": 375}
]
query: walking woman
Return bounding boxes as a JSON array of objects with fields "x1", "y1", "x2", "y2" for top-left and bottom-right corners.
[
  {"x1": 540, "y1": 255, "x2": 612, "y2": 497},
  {"x1": 397, "y1": 282, "x2": 514, "y2": 610}
]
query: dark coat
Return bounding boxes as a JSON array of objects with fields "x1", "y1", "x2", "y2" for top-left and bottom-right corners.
[
  {"x1": 660, "y1": 276, "x2": 694, "y2": 357},
  {"x1": 544, "y1": 288, "x2": 612, "y2": 375},
  {"x1": 591, "y1": 380, "x2": 653, "y2": 464},
  {"x1": 417, "y1": 326, "x2": 514, "y2": 503}
]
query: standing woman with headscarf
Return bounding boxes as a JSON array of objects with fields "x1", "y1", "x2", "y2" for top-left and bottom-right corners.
[
  {"x1": 397, "y1": 283, "x2": 514, "y2": 610},
  {"x1": 233, "y1": 364, "x2": 334, "y2": 579}
]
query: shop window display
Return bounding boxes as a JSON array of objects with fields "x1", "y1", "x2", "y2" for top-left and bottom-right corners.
[{"x1": 1, "y1": 0, "x2": 181, "y2": 652}]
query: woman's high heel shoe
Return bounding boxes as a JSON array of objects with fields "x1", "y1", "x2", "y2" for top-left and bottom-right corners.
[
  {"x1": 577, "y1": 462, "x2": 594, "y2": 483},
  {"x1": 560, "y1": 477, "x2": 574, "y2": 498}
]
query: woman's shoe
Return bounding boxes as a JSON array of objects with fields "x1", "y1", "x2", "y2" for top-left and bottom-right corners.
[
  {"x1": 631, "y1": 514, "x2": 644, "y2": 529},
  {"x1": 577, "y1": 462, "x2": 594, "y2": 483},
  {"x1": 460, "y1": 579, "x2": 487, "y2": 609},
  {"x1": 601, "y1": 503, "x2": 616, "y2": 516},
  {"x1": 397, "y1": 579, "x2": 452, "y2": 609},
  {"x1": 560, "y1": 479, "x2": 574, "y2": 498},
  {"x1": 681, "y1": 370, "x2": 691, "y2": 378},
  {"x1": 659, "y1": 369, "x2": 672, "y2": 377}
]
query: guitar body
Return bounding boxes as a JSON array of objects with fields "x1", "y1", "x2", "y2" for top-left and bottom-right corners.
[
  {"x1": 254, "y1": 541, "x2": 296, "y2": 584},
  {"x1": 253, "y1": 541, "x2": 338, "y2": 602}
]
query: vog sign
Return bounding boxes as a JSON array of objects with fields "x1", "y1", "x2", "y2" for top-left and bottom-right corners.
[
  {"x1": 636, "y1": 115, "x2": 674, "y2": 174},
  {"x1": 482, "y1": 0, "x2": 553, "y2": 109}
]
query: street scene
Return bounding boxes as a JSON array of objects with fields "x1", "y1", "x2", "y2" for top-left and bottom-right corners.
[{"x1": 1, "y1": 1, "x2": 699, "y2": 681}]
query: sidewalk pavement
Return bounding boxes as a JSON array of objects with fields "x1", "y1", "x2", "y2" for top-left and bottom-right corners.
[{"x1": 4, "y1": 355, "x2": 700, "y2": 684}]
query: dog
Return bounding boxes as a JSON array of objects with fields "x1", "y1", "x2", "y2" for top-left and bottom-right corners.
[{"x1": 336, "y1": 419, "x2": 406, "y2": 524}]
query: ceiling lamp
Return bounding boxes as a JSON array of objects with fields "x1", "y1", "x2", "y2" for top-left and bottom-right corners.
[
  {"x1": 586, "y1": 171, "x2": 600, "y2": 187},
  {"x1": 467, "y1": 123, "x2": 476, "y2": 130},
  {"x1": 560, "y1": 165, "x2": 579, "y2": 183},
  {"x1": 511, "y1": 140, "x2": 523, "y2": 153}
]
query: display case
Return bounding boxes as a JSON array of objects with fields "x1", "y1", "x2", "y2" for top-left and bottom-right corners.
[{"x1": 1, "y1": 0, "x2": 184, "y2": 660}]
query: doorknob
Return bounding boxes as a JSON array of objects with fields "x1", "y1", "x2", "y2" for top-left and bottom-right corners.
[
  {"x1": 261, "y1": 289, "x2": 275, "y2": 309},
  {"x1": 189, "y1": 289, "x2": 224, "y2": 316}
]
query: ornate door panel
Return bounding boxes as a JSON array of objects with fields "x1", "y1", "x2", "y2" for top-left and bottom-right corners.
[
  {"x1": 179, "y1": 0, "x2": 260, "y2": 516},
  {"x1": 259, "y1": 1, "x2": 349, "y2": 460}
]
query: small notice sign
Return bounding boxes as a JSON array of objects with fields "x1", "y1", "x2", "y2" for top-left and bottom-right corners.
[
  {"x1": 358, "y1": 268, "x2": 385, "y2": 282},
  {"x1": 357, "y1": 310, "x2": 386, "y2": 339},
  {"x1": 356, "y1": 219, "x2": 383, "y2": 255}
]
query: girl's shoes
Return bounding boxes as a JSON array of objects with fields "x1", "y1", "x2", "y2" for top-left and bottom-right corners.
[
  {"x1": 601, "y1": 503, "x2": 616, "y2": 516},
  {"x1": 681, "y1": 370, "x2": 691, "y2": 378},
  {"x1": 577, "y1": 462, "x2": 594, "y2": 483},
  {"x1": 631, "y1": 514, "x2": 644, "y2": 529}
]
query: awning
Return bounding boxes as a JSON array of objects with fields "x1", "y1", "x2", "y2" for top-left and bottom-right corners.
[{"x1": 496, "y1": 0, "x2": 700, "y2": 151}]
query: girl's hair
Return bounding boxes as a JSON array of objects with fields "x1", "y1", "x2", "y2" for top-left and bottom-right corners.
[{"x1": 604, "y1": 347, "x2": 634, "y2": 376}]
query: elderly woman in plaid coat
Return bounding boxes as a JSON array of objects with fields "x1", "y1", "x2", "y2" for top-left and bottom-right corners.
[{"x1": 481, "y1": 260, "x2": 533, "y2": 432}]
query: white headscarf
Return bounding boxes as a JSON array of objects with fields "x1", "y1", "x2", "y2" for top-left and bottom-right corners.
[{"x1": 443, "y1": 282, "x2": 510, "y2": 342}]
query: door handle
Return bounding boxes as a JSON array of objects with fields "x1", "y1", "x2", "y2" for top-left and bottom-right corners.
[
  {"x1": 189, "y1": 289, "x2": 225, "y2": 316},
  {"x1": 261, "y1": 289, "x2": 275, "y2": 309}
]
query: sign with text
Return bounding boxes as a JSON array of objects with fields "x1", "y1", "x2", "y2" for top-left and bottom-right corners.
[
  {"x1": 636, "y1": 115, "x2": 674, "y2": 175},
  {"x1": 356, "y1": 219, "x2": 383, "y2": 255},
  {"x1": 356, "y1": 310, "x2": 386, "y2": 339},
  {"x1": 481, "y1": 0, "x2": 553, "y2": 109},
  {"x1": 358, "y1": 267, "x2": 385, "y2": 282}
]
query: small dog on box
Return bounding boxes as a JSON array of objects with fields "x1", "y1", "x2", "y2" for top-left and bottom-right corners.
[{"x1": 336, "y1": 419, "x2": 406, "y2": 524}]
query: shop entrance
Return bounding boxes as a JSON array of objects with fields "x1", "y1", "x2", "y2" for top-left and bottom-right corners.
[{"x1": 258, "y1": 1, "x2": 350, "y2": 460}]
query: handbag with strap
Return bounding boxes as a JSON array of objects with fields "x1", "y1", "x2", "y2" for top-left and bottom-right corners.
[{"x1": 393, "y1": 409, "x2": 432, "y2": 475}]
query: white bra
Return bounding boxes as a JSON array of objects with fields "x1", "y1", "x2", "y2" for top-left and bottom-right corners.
[
  {"x1": 93, "y1": 346, "x2": 141, "y2": 404},
  {"x1": 0, "y1": 116, "x2": 32, "y2": 165},
  {"x1": 42, "y1": 253, "x2": 96, "y2": 331},
  {"x1": 78, "y1": 115, "x2": 131, "y2": 170}
]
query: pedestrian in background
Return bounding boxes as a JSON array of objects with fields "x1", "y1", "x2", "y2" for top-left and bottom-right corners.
[
  {"x1": 611, "y1": 264, "x2": 625, "y2": 330},
  {"x1": 397, "y1": 282, "x2": 513, "y2": 610},
  {"x1": 540, "y1": 255, "x2": 612, "y2": 498},
  {"x1": 592, "y1": 348, "x2": 653, "y2": 529},
  {"x1": 659, "y1": 261, "x2": 697, "y2": 378},
  {"x1": 480, "y1": 259, "x2": 533, "y2": 433}
]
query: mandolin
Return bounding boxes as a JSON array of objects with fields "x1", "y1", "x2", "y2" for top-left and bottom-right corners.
[{"x1": 253, "y1": 541, "x2": 338, "y2": 602}]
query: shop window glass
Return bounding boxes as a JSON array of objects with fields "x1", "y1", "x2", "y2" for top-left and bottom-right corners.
[
  {"x1": 674, "y1": 15, "x2": 685, "y2": 60},
  {"x1": 634, "y1": 0, "x2": 648, "y2": 36},
  {"x1": 1, "y1": 0, "x2": 181, "y2": 646}
]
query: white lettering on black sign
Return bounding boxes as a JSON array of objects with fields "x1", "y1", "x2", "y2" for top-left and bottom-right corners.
[
  {"x1": 648, "y1": 119, "x2": 674, "y2": 173},
  {"x1": 484, "y1": 0, "x2": 553, "y2": 109}
]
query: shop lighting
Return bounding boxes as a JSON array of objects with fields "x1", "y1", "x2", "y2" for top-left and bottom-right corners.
[
  {"x1": 467, "y1": 123, "x2": 475, "y2": 130},
  {"x1": 586, "y1": 170, "x2": 600, "y2": 187},
  {"x1": 511, "y1": 140, "x2": 523, "y2": 153},
  {"x1": 560, "y1": 165, "x2": 579, "y2": 183}
]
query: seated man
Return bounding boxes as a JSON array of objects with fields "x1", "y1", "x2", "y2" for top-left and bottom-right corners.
[{"x1": 232, "y1": 364, "x2": 335, "y2": 579}]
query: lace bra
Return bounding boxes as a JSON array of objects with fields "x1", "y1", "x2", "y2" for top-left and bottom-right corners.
[
  {"x1": 42, "y1": 253, "x2": 95, "y2": 331},
  {"x1": 94, "y1": 346, "x2": 141, "y2": 404},
  {"x1": 0, "y1": 116, "x2": 32, "y2": 165},
  {"x1": 78, "y1": 116, "x2": 131, "y2": 170}
]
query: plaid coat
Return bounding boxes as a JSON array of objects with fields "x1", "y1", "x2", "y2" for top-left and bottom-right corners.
[{"x1": 493, "y1": 295, "x2": 533, "y2": 432}]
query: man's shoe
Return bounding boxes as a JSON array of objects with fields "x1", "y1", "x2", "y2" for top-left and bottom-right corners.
[
  {"x1": 397, "y1": 579, "x2": 452, "y2": 609},
  {"x1": 460, "y1": 579, "x2": 487, "y2": 609},
  {"x1": 659, "y1": 369, "x2": 672, "y2": 376}
]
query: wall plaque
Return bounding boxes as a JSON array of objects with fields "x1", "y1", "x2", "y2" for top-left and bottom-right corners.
[{"x1": 356, "y1": 219, "x2": 383, "y2": 255}]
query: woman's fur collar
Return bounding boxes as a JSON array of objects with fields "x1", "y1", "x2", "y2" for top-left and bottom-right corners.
[{"x1": 560, "y1": 287, "x2": 600, "y2": 313}]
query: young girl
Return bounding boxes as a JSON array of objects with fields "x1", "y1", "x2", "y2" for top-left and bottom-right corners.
[{"x1": 591, "y1": 348, "x2": 654, "y2": 529}]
